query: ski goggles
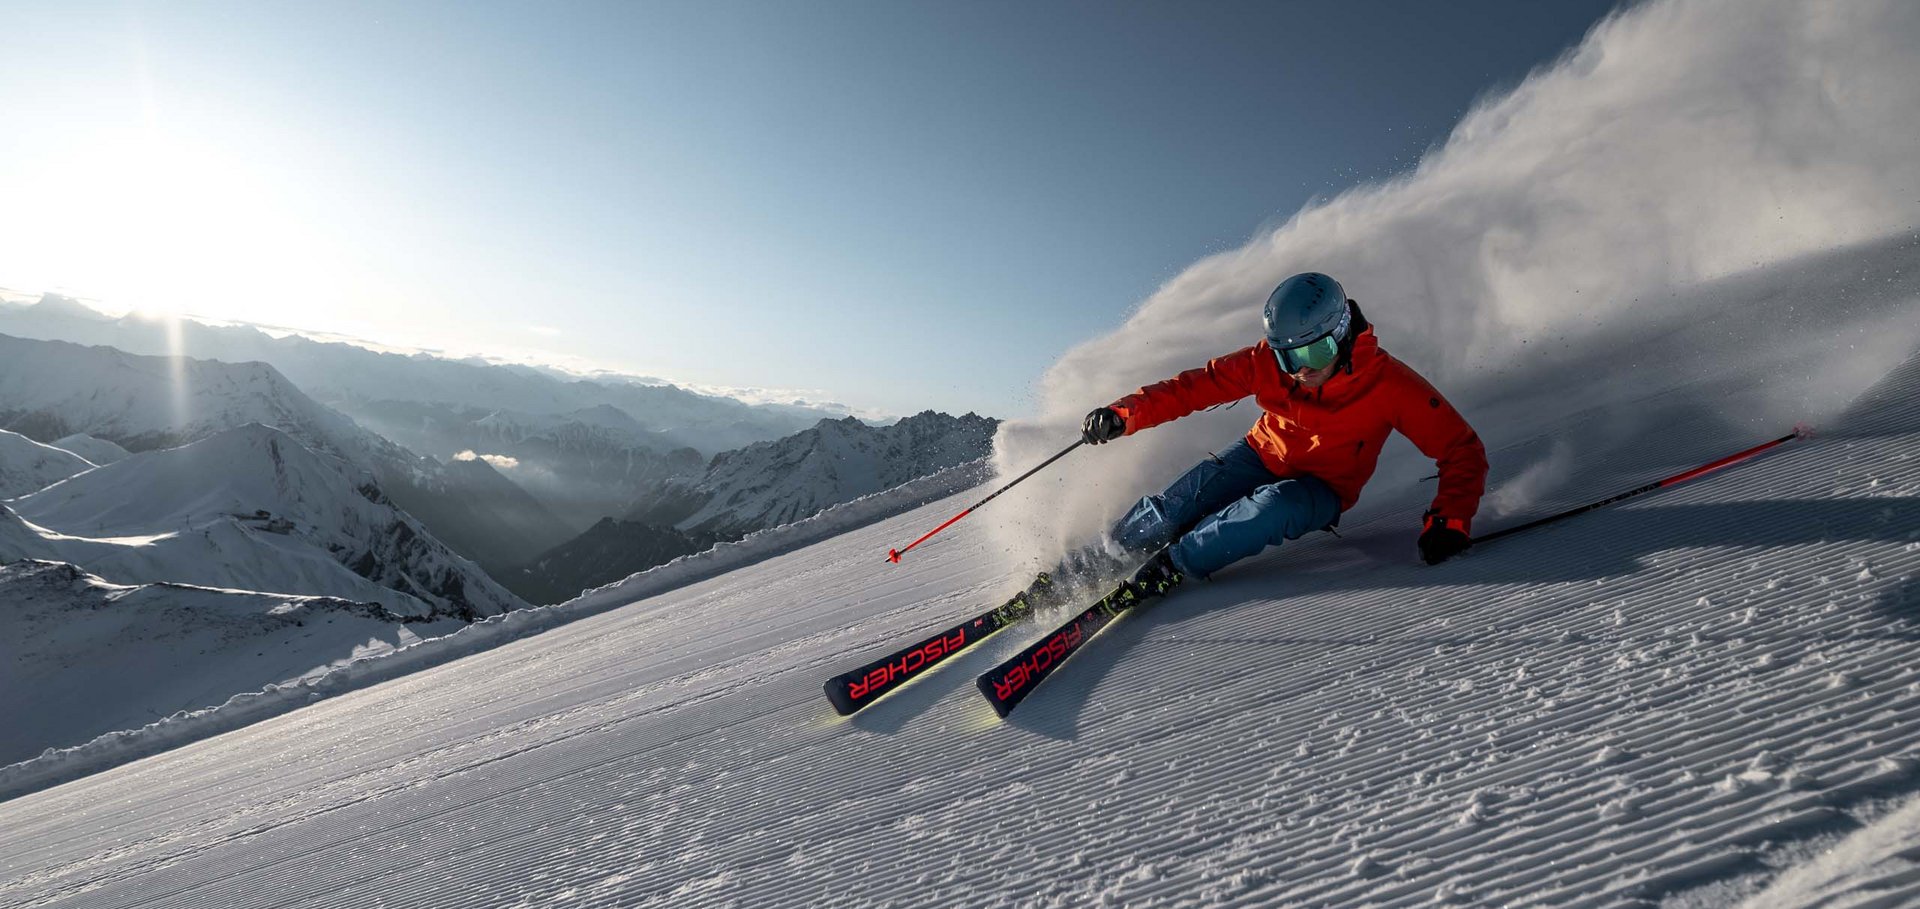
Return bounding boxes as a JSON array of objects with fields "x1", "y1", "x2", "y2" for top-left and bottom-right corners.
[
  {"x1": 1271, "y1": 302, "x2": 1352, "y2": 373},
  {"x1": 1274, "y1": 333, "x2": 1342, "y2": 373}
]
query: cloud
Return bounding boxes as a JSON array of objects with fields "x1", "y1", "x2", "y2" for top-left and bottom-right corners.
[
  {"x1": 986, "y1": 0, "x2": 1920, "y2": 570},
  {"x1": 668, "y1": 382, "x2": 895, "y2": 422},
  {"x1": 453, "y1": 450, "x2": 521, "y2": 471}
]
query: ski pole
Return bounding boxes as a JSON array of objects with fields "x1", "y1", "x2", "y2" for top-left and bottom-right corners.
[
  {"x1": 1473, "y1": 426, "x2": 1809, "y2": 546},
  {"x1": 887, "y1": 439, "x2": 1085, "y2": 563}
]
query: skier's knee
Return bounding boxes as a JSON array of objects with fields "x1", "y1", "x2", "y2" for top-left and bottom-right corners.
[
  {"x1": 1247, "y1": 479, "x2": 1335, "y2": 542},
  {"x1": 1112, "y1": 495, "x2": 1176, "y2": 551},
  {"x1": 1247, "y1": 480, "x2": 1310, "y2": 513}
]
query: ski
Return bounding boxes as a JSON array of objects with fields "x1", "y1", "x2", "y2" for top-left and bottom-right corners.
[
  {"x1": 976, "y1": 551, "x2": 1178, "y2": 719},
  {"x1": 824, "y1": 571, "x2": 1065, "y2": 715}
]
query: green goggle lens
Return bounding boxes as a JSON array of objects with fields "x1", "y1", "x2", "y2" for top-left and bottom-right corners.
[{"x1": 1277, "y1": 333, "x2": 1340, "y2": 372}]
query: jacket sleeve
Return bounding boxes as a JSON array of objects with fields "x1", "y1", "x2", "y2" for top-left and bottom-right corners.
[
  {"x1": 1108, "y1": 345, "x2": 1264, "y2": 435},
  {"x1": 1389, "y1": 366, "x2": 1488, "y2": 530}
]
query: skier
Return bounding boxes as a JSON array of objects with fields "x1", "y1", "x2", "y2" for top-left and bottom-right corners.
[{"x1": 1079, "y1": 272, "x2": 1488, "y2": 593}]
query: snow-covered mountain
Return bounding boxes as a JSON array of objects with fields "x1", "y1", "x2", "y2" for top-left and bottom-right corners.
[
  {"x1": 504, "y1": 412, "x2": 995, "y2": 603},
  {"x1": 0, "y1": 294, "x2": 834, "y2": 454},
  {"x1": 0, "y1": 428, "x2": 93, "y2": 499},
  {"x1": 0, "y1": 332, "x2": 575, "y2": 573},
  {"x1": 0, "y1": 331, "x2": 352, "y2": 452},
  {"x1": 634, "y1": 410, "x2": 998, "y2": 537},
  {"x1": 371, "y1": 400, "x2": 683, "y2": 456},
  {"x1": 49, "y1": 433, "x2": 129, "y2": 466},
  {"x1": 347, "y1": 399, "x2": 708, "y2": 533},
  {"x1": 396, "y1": 452, "x2": 578, "y2": 581},
  {"x1": 0, "y1": 558, "x2": 462, "y2": 767},
  {"x1": 1, "y1": 423, "x2": 528, "y2": 620}
]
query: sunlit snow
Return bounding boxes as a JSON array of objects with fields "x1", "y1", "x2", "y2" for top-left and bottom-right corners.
[{"x1": 1, "y1": 0, "x2": 1918, "y2": 906}]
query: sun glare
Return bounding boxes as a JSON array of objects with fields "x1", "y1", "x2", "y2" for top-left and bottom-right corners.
[{"x1": 3, "y1": 123, "x2": 345, "y2": 326}]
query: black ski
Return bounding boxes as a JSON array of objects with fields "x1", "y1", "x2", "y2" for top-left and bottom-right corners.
[
  {"x1": 976, "y1": 551, "x2": 1179, "y2": 719},
  {"x1": 824, "y1": 571, "x2": 1065, "y2": 715}
]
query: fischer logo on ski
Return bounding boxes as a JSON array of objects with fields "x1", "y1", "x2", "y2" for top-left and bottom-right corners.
[
  {"x1": 846, "y1": 628, "x2": 969, "y2": 701},
  {"x1": 991, "y1": 623, "x2": 1083, "y2": 702}
]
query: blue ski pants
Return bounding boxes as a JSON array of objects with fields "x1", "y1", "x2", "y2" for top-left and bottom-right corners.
[{"x1": 1110, "y1": 439, "x2": 1341, "y2": 579}]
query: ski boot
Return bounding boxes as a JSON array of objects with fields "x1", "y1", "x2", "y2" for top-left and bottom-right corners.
[{"x1": 1126, "y1": 549, "x2": 1185, "y2": 598}]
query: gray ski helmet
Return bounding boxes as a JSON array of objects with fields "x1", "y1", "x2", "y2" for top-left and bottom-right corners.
[{"x1": 1263, "y1": 272, "x2": 1352, "y2": 372}]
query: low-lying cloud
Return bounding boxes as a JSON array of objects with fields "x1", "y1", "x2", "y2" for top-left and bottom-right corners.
[
  {"x1": 454, "y1": 450, "x2": 521, "y2": 471},
  {"x1": 988, "y1": 0, "x2": 1920, "y2": 570}
]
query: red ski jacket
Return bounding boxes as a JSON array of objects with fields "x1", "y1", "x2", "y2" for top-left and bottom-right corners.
[{"x1": 1109, "y1": 321, "x2": 1488, "y2": 530}]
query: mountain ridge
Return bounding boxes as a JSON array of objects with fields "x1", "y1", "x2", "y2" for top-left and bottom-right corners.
[
  {"x1": 0, "y1": 332, "x2": 576, "y2": 574},
  {"x1": 0, "y1": 295, "x2": 843, "y2": 455},
  {"x1": 516, "y1": 410, "x2": 997, "y2": 603},
  {"x1": 0, "y1": 428, "x2": 94, "y2": 499},
  {"x1": 635, "y1": 410, "x2": 999, "y2": 537},
  {"x1": 2, "y1": 423, "x2": 528, "y2": 621}
]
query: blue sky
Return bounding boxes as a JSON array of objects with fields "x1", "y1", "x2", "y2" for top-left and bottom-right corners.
[{"x1": 0, "y1": 0, "x2": 1621, "y2": 419}]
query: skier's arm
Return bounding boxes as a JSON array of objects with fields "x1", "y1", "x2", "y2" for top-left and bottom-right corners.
[
  {"x1": 1390, "y1": 368, "x2": 1488, "y2": 532},
  {"x1": 1107, "y1": 345, "x2": 1263, "y2": 436}
]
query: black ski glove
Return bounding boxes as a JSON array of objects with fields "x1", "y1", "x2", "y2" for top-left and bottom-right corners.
[
  {"x1": 1418, "y1": 513, "x2": 1471, "y2": 565},
  {"x1": 1082, "y1": 407, "x2": 1126, "y2": 444}
]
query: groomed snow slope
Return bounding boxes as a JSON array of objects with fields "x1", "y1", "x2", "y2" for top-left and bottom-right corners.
[{"x1": 0, "y1": 343, "x2": 1916, "y2": 906}]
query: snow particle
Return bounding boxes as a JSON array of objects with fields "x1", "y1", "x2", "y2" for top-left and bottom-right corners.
[
  {"x1": 1455, "y1": 791, "x2": 1495, "y2": 827},
  {"x1": 1591, "y1": 744, "x2": 1634, "y2": 765},
  {"x1": 1598, "y1": 795, "x2": 1642, "y2": 821},
  {"x1": 1350, "y1": 854, "x2": 1389, "y2": 879}
]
